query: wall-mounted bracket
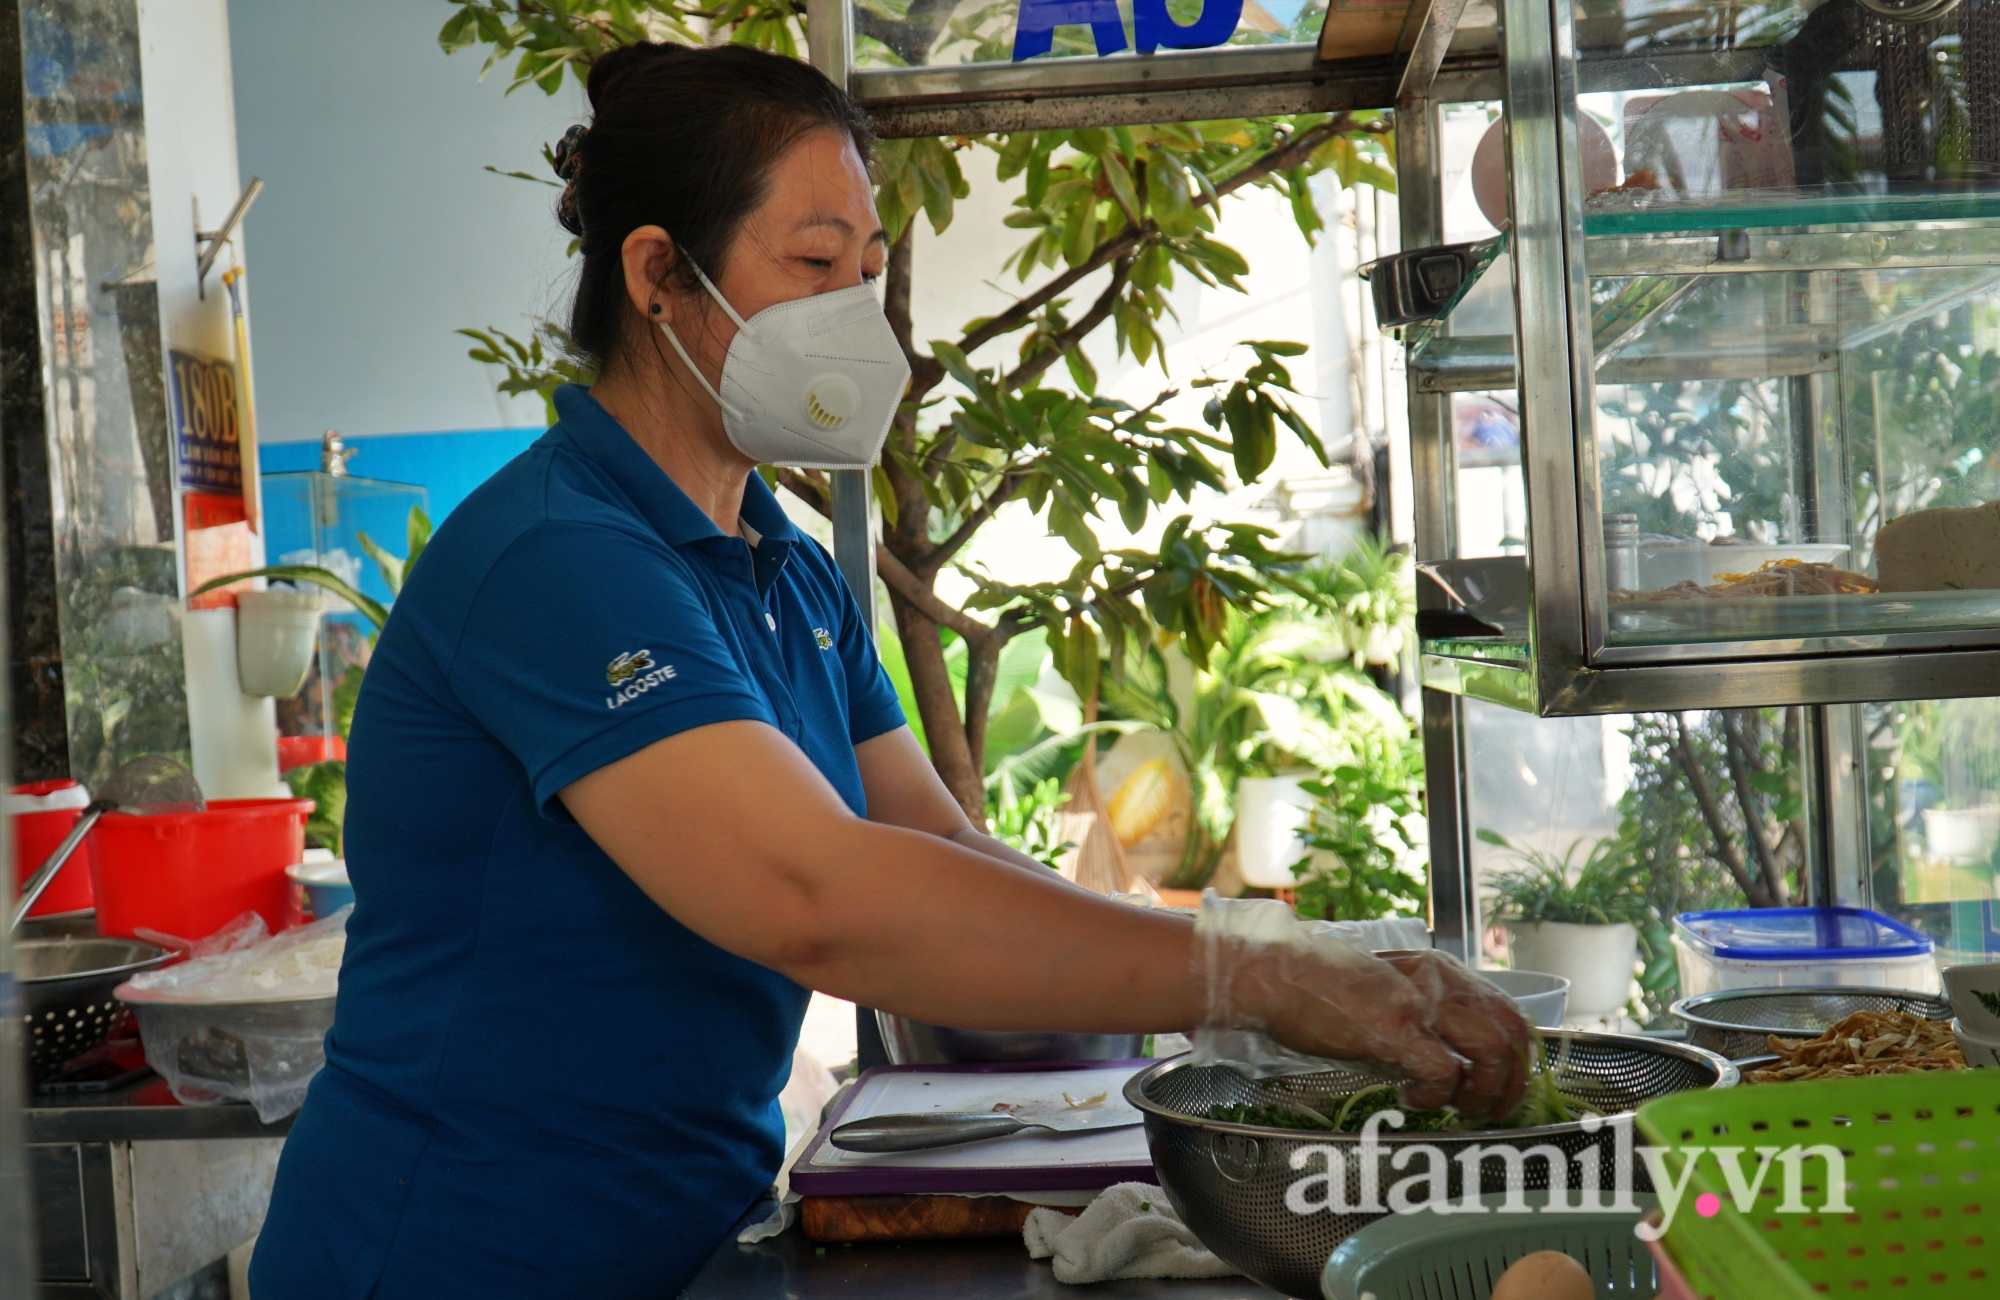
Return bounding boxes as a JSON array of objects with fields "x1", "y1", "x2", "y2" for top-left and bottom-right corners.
[{"x1": 195, "y1": 177, "x2": 265, "y2": 298}]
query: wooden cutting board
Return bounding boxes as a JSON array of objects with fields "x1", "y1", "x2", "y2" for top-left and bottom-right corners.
[{"x1": 800, "y1": 1193, "x2": 1038, "y2": 1243}]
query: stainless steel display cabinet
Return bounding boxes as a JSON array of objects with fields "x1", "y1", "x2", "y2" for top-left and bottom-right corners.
[{"x1": 1398, "y1": 0, "x2": 2000, "y2": 717}]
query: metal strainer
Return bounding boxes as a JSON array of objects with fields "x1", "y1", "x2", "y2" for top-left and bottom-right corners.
[
  {"x1": 1671, "y1": 986, "x2": 1951, "y2": 1061},
  {"x1": 1124, "y1": 1032, "x2": 1735, "y2": 1300}
]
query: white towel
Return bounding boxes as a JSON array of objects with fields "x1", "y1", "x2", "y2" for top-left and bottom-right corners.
[{"x1": 1023, "y1": 1183, "x2": 1240, "y2": 1284}]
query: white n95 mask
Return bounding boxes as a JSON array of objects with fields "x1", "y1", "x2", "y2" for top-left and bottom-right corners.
[{"x1": 656, "y1": 265, "x2": 911, "y2": 469}]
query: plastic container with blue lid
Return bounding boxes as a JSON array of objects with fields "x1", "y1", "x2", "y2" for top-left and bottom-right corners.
[{"x1": 1673, "y1": 906, "x2": 1940, "y2": 997}]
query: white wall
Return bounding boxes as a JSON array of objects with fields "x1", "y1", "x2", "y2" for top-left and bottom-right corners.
[
  {"x1": 228, "y1": 0, "x2": 585, "y2": 442},
  {"x1": 139, "y1": 0, "x2": 283, "y2": 799}
]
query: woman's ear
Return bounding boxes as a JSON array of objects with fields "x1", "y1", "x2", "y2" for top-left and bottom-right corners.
[{"x1": 620, "y1": 225, "x2": 675, "y2": 322}]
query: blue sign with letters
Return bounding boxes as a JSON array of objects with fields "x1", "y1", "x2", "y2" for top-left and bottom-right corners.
[{"x1": 1012, "y1": 0, "x2": 1245, "y2": 60}]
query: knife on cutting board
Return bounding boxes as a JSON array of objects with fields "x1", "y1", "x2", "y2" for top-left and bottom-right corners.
[{"x1": 830, "y1": 1108, "x2": 1144, "y2": 1153}]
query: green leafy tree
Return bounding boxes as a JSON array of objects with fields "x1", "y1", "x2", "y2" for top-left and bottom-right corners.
[{"x1": 440, "y1": 2, "x2": 1394, "y2": 822}]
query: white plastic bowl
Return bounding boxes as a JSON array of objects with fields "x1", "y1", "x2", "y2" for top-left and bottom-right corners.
[
  {"x1": 1475, "y1": 968, "x2": 1571, "y2": 1028},
  {"x1": 1951, "y1": 1017, "x2": 2000, "y2": 1069},
  {"x1": 1943, "y1": 961, "x2": 2000, "y2": 1038}
]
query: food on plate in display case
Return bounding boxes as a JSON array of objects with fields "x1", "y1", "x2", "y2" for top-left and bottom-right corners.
[
  {"x1": 1744, "y1": 1009, "x2": 1966, "y2": 1083},
  {"x1": 1612, "y1": 559, "x2": 1880, "y2": 603},
  {"x1": 1875, "y1": 500, "x2": 2000, "y2": 594}
]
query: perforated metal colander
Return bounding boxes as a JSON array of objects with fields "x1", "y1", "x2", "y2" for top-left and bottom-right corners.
[
  {"x1": 1123, "y1": 1032, "x2": 1735, "y2": 1300},
  {"x1": 1671, "y1": 986, "x2": 1951, "y2": 1061}
]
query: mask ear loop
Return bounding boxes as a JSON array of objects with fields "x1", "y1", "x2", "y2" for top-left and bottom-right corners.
[{"x1": 655, "y1": 260, "x2": 748, "y2": 409}]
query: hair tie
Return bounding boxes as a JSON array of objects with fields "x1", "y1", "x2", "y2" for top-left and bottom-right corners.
[
  {"x1": 553, "y1": 125, "x2": 589, "y2": 236},
  {"x1": 552, "y1": 124, "x2": 589, "y2": 181}
]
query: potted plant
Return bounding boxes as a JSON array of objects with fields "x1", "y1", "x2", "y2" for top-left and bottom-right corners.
[{"x1": 1480, "y1": 830, "x2": 1651, "y2": 1022}]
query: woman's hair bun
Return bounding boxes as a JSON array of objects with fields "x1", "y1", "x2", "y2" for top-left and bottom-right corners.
[
  {"x1": 585, "y1": 40, "x2": 687, "y2": 111},
  {"x1": 551, "y1": 124, "x2": 588, "y2": 182}
]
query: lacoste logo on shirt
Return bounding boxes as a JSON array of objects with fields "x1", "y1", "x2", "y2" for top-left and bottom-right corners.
[
  {"x1": 814, "y1": 628, "x2": 834, "y2": 650},
  {"x1": 606, "y1": 650, "x2": 654, "y2": 686},
  {"x1": 605, "y1": 649, "x2": 676, "y2": 710}
]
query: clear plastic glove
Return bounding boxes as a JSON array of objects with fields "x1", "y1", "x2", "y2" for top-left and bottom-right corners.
[{"x1": 1192, "y1": 896, "x2": 1531, "y2": 1121}]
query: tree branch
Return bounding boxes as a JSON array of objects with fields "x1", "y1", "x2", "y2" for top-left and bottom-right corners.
[
  {"x1": 923, "y1": 472, "x2": 1029, "y2": 577},
  {"x1": 1720, "y1": 710, "x2": 1789, "y2": 907},
  {"x1": 941, "y1": 114, "x2": 1367, "y2": 385},
  {"x1": 1004, "y1": 255, "x2": 1133, "y2": 393},
  {"x1": 776, "y1": 468, "x2": 832, "y2": 520},
  {"x1": 1672, "y1": 713, "x2": 1774, "y2": 908},
  {"x1": 876, "y1": 543, "x2": 1000, "y2": 652}
]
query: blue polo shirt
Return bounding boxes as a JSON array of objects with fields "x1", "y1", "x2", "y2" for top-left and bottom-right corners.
[{"x1": 251, "y1": 385, "x2": 905, "y2": 1299}]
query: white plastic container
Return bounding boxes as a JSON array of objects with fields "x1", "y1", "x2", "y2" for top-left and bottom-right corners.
[
  {"x1": 235, "y1": 588, "x2": 322, "y2": 697},
  {"x1": 1922, "y1": 806, "x2": 2000, "y2": 865},
  {"x1": 1234, "y1": 775, "x2": 1315, "y2": 889},
  {"x1": 1673, "y1": 907, "x2": 1940, "y2": 998}
]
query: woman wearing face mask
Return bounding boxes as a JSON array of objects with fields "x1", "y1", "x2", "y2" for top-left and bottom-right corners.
[{"x1": 249, "y1": 42, "x2": 1529, "y2": 1299}]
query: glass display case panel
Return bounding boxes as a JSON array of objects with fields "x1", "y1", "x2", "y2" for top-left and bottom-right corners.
[
  {"x1": 1460, "y1": 695, "x2": 1819, "y2": 1025},
  {"x1": 1861, "y1": 695, "x2": 2000, "y2": 964},
  {"x1": 1553, "y1": 0, "x2": 2000, "y2": 656},
  {"x1": 260, "y1": 472, "x2": 428, "y2": 741}
]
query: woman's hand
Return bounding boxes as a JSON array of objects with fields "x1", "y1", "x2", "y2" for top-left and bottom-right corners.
[{"x1": 1212, "y1": 937, "x2": 1532, "y2": 1121}]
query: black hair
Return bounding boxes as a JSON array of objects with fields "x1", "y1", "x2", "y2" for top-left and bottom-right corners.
[{"x1": 553, "y1": 42, "x2": 876, "y2": 373}]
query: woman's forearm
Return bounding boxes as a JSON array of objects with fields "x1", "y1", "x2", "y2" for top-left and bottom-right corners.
[{"x1": 563, "y1": 719, "x2": 1202, "y2": 1034}]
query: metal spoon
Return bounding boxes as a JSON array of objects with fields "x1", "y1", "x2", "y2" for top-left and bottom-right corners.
[{"x1": 11, "y1": 756, "x2": 206, "y2": 931}]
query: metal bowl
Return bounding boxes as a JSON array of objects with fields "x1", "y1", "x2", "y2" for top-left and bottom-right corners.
[
  {"x1": 874, "y1": 1012, "x2": 1143, "y2": 1066},
  {"x1": 1124, "y1": 1032, "x2": 1736, "y2": 1300},
  {"x1": 17, "y1": 937, "x2": 170, "y2": 1073},
  {"x1": 1671, "y1": 986, "x2": 1951, "y2": 1061}
]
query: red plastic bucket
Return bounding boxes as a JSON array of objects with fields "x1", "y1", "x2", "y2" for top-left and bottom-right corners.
[
  {"x1": 11, "y1": 779, "x2": 94, "y2": 917},
  {"x1": 88, "y1": 798, "x2": 312, "y2": 941},
  {"x1": 277, "y1": 734, "x2": 345, "y2": 773}
]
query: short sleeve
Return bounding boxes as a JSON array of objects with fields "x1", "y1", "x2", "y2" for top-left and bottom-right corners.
[
  {"x1": 448, "y1": 523, "x2": 776, "y2": 818},
  {"x1": 817, "y1": 542, "x2": 906, "y2": 746}
]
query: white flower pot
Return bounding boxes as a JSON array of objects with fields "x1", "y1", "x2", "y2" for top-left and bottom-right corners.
[
  {"x1": 1234, "y1": 775, "x2": 1315, "y2": 889},
  {"x1": 236, "y1": 589, "x2": 322, "y2": 697},
  {"x1": 1504, "y1": 920, "x2": 1638, "y2": 1020}
]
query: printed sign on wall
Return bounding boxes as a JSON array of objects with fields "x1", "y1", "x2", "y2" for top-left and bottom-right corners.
[
  {"x1": 1012, "y1": 0, "x2": 1245, "y2": 59},
  {"x1": 168, "y1": 348, "x2": 243, "y2": 495}
]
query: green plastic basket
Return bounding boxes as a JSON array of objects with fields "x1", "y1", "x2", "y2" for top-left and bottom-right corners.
[
  {"x1": 1636, "y1": 1071, "x2": 1999, "y2": 1299},
  {"x1": 1320, "y1": 1193, "x2": 1659, "y2": 1300}
]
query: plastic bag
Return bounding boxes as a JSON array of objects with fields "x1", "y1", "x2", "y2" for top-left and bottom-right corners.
[
  {"x1": 1190, "y1": 893, "x2": 1415, "y2": 1079},
  {"x1": 116, "y1": 907, "x2": 348, "y2": 1121},
  {"x1": 1190, "y1": 893, "x2": 1530, "y2": 1117}
]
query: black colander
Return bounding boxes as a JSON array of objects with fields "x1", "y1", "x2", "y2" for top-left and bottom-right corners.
[
  {"x1": 1670, "y1": 986, "x2": 1952, "y2": 1061},
  {"x1": 17, "y1": 937, "x2": 169, "y2": 1074}
]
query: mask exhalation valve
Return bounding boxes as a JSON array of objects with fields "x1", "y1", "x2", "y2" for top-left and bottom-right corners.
[{"x1": 804, "y1": 373, "x2": 859, "y2": 430}]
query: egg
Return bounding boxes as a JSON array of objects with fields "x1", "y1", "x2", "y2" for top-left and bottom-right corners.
[{"x1": 1488, "y1": 1249, "x2": 1596, "y2": 1300}]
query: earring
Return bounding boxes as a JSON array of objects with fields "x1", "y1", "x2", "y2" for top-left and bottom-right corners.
[{"x1": 649, "y1": 302, "x2": 661, "y2": 316}]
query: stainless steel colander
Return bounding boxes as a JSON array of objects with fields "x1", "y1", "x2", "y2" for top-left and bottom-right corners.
[
  {"x1": 1124, "y1": 1032, "x2": 1735, "y2": 1300},
  {"x1": 1671, "y1": 986, "x2": 1951, "y2": 1061}
]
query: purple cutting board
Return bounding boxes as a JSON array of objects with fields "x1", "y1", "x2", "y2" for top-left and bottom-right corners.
[{"x1": 790, "y1": 1060, "x2": 1158, "y2": 1196}]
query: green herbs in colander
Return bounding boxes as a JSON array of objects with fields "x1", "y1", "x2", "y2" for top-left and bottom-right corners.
[{"x1": 1203, "y1": 1035, "x2": 1598, "y2": 1134}]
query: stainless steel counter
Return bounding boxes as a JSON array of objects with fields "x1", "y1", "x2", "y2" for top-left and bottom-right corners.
[
  {"x1": 27, "y1": 1077, "x2": 290, "y2": 1298},
  {"x1": 27, "y1": 1074, "x2": 294, "y2": 1144},
  {"x1": 679, "y1": 1201, "x2": 1285, "y2": 1300}
]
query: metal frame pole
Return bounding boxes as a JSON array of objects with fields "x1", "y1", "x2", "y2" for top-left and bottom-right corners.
[{"x1": 806, "y1": 0, "x2": 880, "y2": 624}]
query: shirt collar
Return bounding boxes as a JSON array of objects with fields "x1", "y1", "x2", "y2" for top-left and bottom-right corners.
[{"x1": 552, "y1": 384, "x2": 802, "y2": 556}]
